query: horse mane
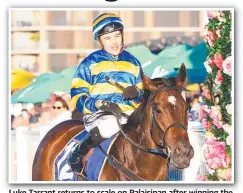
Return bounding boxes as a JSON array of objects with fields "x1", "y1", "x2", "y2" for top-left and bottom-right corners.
[{"x1": 123, "y1": 77, "x2": 177, "y2": 131}]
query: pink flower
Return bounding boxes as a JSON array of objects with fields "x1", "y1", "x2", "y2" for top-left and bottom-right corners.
[
  {"x1": 222, "y1": 56, "x2": 232, "y2": 76},
  {"x1": 207, "y1": 11, "x2": 217, "y2": 19},
  {"x1": 200, "y1": 105, "x2": 209, "y2": 120},
  {"x1": 208, "y1": 58, "x2": 216, "y2": 66},
  {"x1": 210, "y1": 157, "x2": 224, "y2": 169},
  {"x1": 225, "y1": 154, "x2": 231, "y2": 168},
  {"x1": 204, "y1": 135, "x2": 216, "y2": 144},
  {"x1": 202, "y1": 118, "x2": 211, "y2": 130},
  {"x1": 196, "y1": 174, "x2": 208, "y2": 181},
  {"x1": 213, "y1": 115, "x2": 223, "y2": 128},
  {"x1": 214, "y1": 52, "x2": 224, "y2": 70},
  {"x1": 204, "y1": 140, "x2": 228, "y2": 170},
  {"x1": 215, "y1": 70, "x2": 224, "y2": 85},
  {"x1": 220, "y1": 11, "x2": 225, "y2": 17},
  {"x1": 217, "y1": 168, "x2": 232, "y2": 181},
  {"x1": 206, "y1": 163, "x2": 215, "y2": 174},
  {"x1": 209, "y1": 105, "x2": 221, "y2": 120},
  {"x1": 201, "y1": 104, "x2": 210, "y2": 112},
  {"x1": 201, "y1": 85, "x2": 212, "y2": 100},
  {"x1": 200, "y1": 108, "x2": 206, "y2": 120},
  {"x1": 208, "y1": 105, "x2": 223, "y2": 127}
]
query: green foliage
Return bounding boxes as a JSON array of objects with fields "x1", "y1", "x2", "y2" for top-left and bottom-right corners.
[
  {"x1": 226, "y1": 145, "x2": 232, "y2": 156},
  {"x1": 201, "y1": 10, "x2": 232, "y2": 181},
  {"x1": 211, "y1": 126, "x2": 229, "y2": 141},
  {"x1": 206, "y1": 174, "x2": 219, "y2": 181}
]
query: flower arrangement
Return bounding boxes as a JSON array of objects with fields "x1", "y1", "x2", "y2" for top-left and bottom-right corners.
[{"x1": 199, "y1": 10, "x2": 232, "y2": 181}]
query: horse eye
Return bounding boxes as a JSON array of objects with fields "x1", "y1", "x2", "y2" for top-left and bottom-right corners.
[{"x1": 155, "y1": 109, "x2": 161, "y2": 113}]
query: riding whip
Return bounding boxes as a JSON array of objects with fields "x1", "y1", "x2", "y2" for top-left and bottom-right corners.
[{"x1": 105, "y1": 76, "x2": 125, "y2": 92}]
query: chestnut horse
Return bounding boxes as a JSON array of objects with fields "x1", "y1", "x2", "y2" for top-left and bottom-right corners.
[{"x1": 32, "y1": 64, "x2": 194, "y2": 181}]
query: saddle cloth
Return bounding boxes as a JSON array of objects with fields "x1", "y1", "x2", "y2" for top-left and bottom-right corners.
[{"x1": 55, "y1": 130, "x2": 117, "y2": 181}]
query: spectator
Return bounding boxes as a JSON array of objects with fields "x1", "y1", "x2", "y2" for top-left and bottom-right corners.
[
  {"x1": 11, "y1": 114, "x2": 15, "y2": 130},
  {"x1": 50, "y1": 96, "x2": 71, "y2": 124},
  {"x1": 191, "y1": 94, "x2": 201, "y2": 111},
  {"x1": 188, "y1": 94, "x2": 201, "y2": 122},
  {"x1": 29, "y1": 103, "x2": 42, "y2": 123},
  {"x1": 12, "y1": 109, "x2": 31, "y2": 129},
  {"x1": 61, "y1": 93, "x2": 74, "y2": 112},
  {"x1": 39, "y1": 95, "x2": 72, "y2": 139},
  {"x1": 28, "y1": 103, "x2": 42, "y2": 129}
]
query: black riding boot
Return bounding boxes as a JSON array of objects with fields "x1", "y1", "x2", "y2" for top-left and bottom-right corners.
[{"x1": 67, "y1": 127, "x2": 106, "y2": 173}]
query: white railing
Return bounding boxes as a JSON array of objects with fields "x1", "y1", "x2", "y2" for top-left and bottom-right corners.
[
  {"x1": 10, "y1": 122, "x2": 206, "y2": 182},
  {"x1": 11, "y1": 128, "x2": 41, "y2": 182}
]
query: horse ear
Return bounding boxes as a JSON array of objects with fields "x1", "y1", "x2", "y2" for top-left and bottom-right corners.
[
  {"x1": 142, "y1": 75, "x2": 157, "y2": 92},
  {"x1": 176, "y1": 63, "x2": 187, "y2": 88}
]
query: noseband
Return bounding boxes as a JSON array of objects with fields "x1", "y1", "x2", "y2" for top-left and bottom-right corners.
[{"x1": 119, "y1": 86, "x2": 188, "y2": 159}]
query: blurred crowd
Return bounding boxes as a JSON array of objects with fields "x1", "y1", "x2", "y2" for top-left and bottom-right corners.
[
  {"x1": 126, "y1": 36, "x2": 204, "y2": 54},
  {"x1": 186, "y1": 93, "x2": 203, "y2": 122},
  {"x1": 11, "y1": 91, "x2": 203, "y2": 132},
  {"x1": 11, "y1": 92, "x2": 83, "y2": 131}
]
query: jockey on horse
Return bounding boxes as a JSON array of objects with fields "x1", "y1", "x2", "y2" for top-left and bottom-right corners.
[{"x1": 67, "y1": 13, "x2": 144, "y2": 174}]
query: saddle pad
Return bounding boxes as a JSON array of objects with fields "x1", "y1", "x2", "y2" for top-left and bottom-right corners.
[
  {"x1": 86, "y1": 135, "x2": 116, "y2": 181},
  {"x1": 55, "y1": 130, "x2": 116, "y2": 181}
]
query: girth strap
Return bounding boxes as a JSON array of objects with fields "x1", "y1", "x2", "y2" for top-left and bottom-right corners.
[{"x1": 98, "y1": 146, "x2": 145, "y2": 181}]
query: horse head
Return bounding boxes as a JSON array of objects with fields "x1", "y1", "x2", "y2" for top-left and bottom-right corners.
[{"x1": 142, "y1": 64, "x2": 194, "y2": 169}]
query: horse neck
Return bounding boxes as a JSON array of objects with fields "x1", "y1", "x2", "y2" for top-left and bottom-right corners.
[
  {"x1": 120, "y1": 105, "x2": 168, "y2": 180},
  {"x1": 126, "y1": 104, "x2": 155, "y2": 148},
  {"x1": 137, "y1": 104, "x2": 157, "y2": 147}
]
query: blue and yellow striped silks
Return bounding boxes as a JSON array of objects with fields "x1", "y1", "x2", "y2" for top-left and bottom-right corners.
[
  {"x1": 92, "y1": 13, "x2": 124, "y2": 40},
  {"x1": 70, "y1": 49, "x2": 144, "y2": 116}
]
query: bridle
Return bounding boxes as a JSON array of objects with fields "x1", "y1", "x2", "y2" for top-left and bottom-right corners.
[
  {"x1": 119, "y1": 86, "x2": 188, "y2": 159},
  {"x1": 148, "y1": 86, "x2": 188, "y2": 158}
]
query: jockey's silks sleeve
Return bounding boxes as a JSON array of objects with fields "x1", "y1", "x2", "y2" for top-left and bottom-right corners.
[
  {"x1": 71, "y1": 49, "x2": 144, "y2": 116},
  {"x1": 70, "y1": 63, "x2": 98, "y2": 115}
]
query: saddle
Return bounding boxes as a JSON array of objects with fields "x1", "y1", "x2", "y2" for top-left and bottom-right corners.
[{"x1": 78, "y1": 134, "x2": 118, "y2": 181}]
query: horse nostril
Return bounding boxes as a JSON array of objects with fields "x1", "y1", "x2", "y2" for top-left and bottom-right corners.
[
  {"x1": 175, "y1": 147, "x2": 181, "y2": 155},
  {"x1": 188, "y1": 146, "x2": 194, "y2": 158}
]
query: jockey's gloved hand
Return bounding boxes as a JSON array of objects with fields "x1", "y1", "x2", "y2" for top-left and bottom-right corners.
[
  {"x1": 98, "y1": 101, "x2": 122, "y2": 119},
  {"x1": 122, "y1": 85, "x2": 139, "y2": 100}
]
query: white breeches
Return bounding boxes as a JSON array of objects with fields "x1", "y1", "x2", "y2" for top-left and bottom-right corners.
[{"x1": 83, "y1": 110, "x2": 133, "y2": 138}]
